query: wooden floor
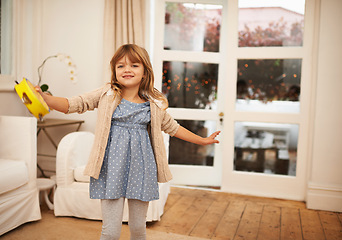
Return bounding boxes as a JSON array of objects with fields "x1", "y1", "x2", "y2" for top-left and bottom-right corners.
[{"x1": 147, "y1": 186, "x2": 342, "y2": 240}]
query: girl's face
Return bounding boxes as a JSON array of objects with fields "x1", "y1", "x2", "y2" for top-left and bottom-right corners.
[{"x1": 115, "y1": 56, "x2": 145, "y2": 90}]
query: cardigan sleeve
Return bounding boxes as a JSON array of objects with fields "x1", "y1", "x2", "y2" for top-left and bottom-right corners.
[
  {"x1": 161, "y1": 110, "x2": 179, "y2": 136},
  {"x1": 67, "y1": 84, "x2": 110, "y2": 114}
]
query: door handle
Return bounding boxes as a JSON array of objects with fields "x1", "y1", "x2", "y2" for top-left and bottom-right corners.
[{"x1": 219, "y1": 112, "x2": 224, "y2": 124}]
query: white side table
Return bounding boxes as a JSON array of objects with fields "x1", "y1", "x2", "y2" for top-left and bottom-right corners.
[{"x1": 37, "y1": 178, "x2": 56, "y2": 210}]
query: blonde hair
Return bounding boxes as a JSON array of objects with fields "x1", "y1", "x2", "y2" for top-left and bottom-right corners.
[{"x1": 110, "y1": 44, "x2": 168, "y2": 109}]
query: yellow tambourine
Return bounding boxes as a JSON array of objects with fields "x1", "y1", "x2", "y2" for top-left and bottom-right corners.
[{"x1": 15, "y1": 78, "x2": 50, "y2": 120}]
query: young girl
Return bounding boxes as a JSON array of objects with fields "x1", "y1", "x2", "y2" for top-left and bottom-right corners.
[{"x1": 37, "y1": 44, "x2": 220, "y2": 240}]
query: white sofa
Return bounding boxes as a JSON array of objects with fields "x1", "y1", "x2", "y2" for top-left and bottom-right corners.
[
  {"x1": 0, "y1": 116, "x2": 41, "y2": 236},
  {"x1": 54, "y1": 131, "x2": 170, "y2": 221}
]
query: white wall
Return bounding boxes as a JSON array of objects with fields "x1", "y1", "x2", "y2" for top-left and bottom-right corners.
[
  {"x1": 306, "y1": 0, "x2": 342, "y2": 212},
  {"x1": 0, "y1": 0, "x2": 105, "y2": 174},
  {"x1": 36, "y1": 0, "x2": 105, "y2": 174},
  {"x1": 0, "y1": 0, "x2": 105, "y2": 124},
  {"x1": 37, "y1": 0, "x2": 105, "y2": 174},
  {"x1": 39, "y1": 0, "x2": 105, "y2": 125}
]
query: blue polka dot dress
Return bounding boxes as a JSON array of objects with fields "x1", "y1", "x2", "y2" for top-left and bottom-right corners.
[{"x1": 89, "y1": 98, "x2": 159, "y2": 202}]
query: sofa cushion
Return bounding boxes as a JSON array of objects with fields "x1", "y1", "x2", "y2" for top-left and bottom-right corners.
[
  {"x1": 0, "y1": 159, "x2": 29, "y2": 195},
  {"x1": 74, "y1": 166, "x2": 90, "y2": 183}
]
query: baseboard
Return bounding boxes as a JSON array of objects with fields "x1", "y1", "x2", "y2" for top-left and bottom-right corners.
[{"x1": 306, "y1": 182, "x2": 342, "y2": 212}]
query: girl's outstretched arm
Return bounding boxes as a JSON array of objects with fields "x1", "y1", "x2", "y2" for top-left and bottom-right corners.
[
  {"x1": 35, "y1": 86, "x2": 69, "y2": 113},
  {"x1": 173, "y1": 126, "x2": 220, "y2": 146}
]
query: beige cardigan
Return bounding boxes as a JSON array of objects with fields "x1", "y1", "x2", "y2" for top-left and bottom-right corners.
[{"x1": 67, "y1": 83, "x2": 179, "y2": 183}]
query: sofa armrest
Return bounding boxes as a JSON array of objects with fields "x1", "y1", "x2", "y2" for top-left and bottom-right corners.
[
  {"x1": 0, "y1": 116, "x2": 37, "y2": 187},
  {"x1": 56, "y1": 131, "x2": 94, "y2": 186}
]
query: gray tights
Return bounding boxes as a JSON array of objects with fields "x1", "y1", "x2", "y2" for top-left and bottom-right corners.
[{"x1": 100, "y1": 198, "x2": 149, "y2": 240}]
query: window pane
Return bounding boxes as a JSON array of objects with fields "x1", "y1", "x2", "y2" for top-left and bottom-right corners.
[
  {"x1": 234, "y1": 122, "x2": 298, "y2": 176},
  {"x1": 164, "y1": 2, "x2": 222, "y2": 52},
  {"x1": 236, "y1": 59, "x2": 301, "y2": 113},
  {"x1": 238, "y1": 0, "x2": 305, "y2": 47},
  {"x1": 0, "y1": 0, "x2": 13, "y2": 75},
  {"x1": 163, "y1": 61, "x2": 218, "y2": 109},
  {"x1": 169, "y1": 120, "x2": 217, "y2": 166}
]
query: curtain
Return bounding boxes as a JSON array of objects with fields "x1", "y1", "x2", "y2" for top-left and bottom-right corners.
[{"x1": 103, "y1": 0, "x2": 146, "y2": 82}]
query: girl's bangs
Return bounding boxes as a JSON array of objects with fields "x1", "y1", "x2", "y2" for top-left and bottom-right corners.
[
  {"x1": 127, "y1": 50, "x2": 142, "y2": 63},
  {"x1": 117, "y1": 47, "x2": 142, "y2": 64}
]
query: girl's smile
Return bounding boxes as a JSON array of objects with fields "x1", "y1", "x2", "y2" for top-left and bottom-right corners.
[{"x1": 122, "y1": 74, "x2": 134, "y2": 78}]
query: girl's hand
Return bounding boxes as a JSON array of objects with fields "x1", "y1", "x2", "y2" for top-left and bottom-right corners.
[
  {"x1": 35, "y1": 86, "x2": 48, "y2": 100},
  {"x1": 201, "y1": 131, "x2": 221, "y2": 145},
  {"x1": 174, "y1": 126, "x2": 221, "y2": 146},
  {"x1": 35, "y1": 86, "x2": 54, "y2": 110},
  {"x1": 34, "y1": 86, "x2": 69, "y2": 113},
  {"x1": 34, "y1": 86, "x2": 41, "y2": 94}
]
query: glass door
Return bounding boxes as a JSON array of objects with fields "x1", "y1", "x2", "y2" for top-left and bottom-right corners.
[
  {"x1": 221, "y1": 0, "x2": 314, "y2": 200},
  {"x1": 153, "y1": 0, "x2": 226, "y2": 187}
]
